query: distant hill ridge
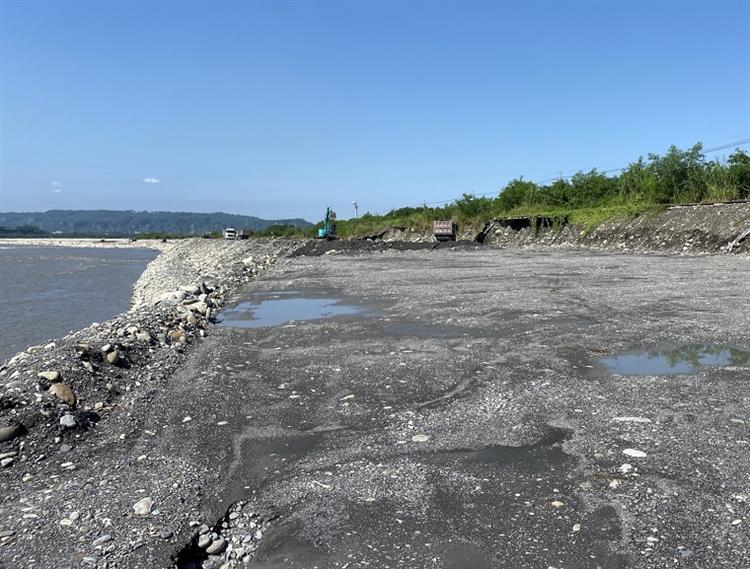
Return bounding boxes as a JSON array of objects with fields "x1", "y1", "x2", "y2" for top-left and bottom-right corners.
[{"x1": 0, "y1": 210, "x2": 312, "y2": 235}]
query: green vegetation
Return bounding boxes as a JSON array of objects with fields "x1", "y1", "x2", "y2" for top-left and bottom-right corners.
[
  {"x1": 0, "y1": 224, "x2": 48, "y2": 236},
  {"x1": 0, "y1": 210, "x2": 312, "y2": 237},
  {"x1": 131, "y1": 232, "x2": 194, "y2": 241},
  {"x1": 243, "y1": 224, "x2": 302, "y2": 238},
  {"x1": 310, "y1": 143, "x2": 750, "y2": 238}
]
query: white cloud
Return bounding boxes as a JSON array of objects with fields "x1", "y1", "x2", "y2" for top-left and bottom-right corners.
[
  {"x1": 50, "y1": 180, "x2": 63, "y2": 192},
  {"x1": 143, "y1": 177, "x2": 160, "y2": 184}
]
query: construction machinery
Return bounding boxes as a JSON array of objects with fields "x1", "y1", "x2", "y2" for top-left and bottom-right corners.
[{"x1": 317, "y1": 207, "x2": 337, "y2": 239}]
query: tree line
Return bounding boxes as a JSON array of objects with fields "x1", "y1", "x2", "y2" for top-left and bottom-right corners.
[{"x1": 327, "y1": 143, "x2": 750, "y2": 237}]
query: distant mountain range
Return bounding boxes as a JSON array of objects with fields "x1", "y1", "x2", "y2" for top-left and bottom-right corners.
[{"x1": 0, "y1": 210, "x2": 312, "y2": 236}]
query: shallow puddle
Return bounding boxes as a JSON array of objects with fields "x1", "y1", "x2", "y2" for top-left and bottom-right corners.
[
  {"x1": 219, "y1": 294, "x2": 366, "y2": 328},
  {"x1": 383, "y1": 321, "x2": 466, "y2": 338},
  {"x1": 600, "y1": 345, "x2": 750, "y2": 376}
]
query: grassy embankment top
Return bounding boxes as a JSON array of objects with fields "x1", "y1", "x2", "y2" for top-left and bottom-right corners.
[{"x1": 302, "y1": 142, "x2": 749, "y2": 239}]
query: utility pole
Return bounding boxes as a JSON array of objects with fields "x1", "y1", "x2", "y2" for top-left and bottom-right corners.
[{"x1": 352, "y1": 201, "x2": 359, "y2": 218}]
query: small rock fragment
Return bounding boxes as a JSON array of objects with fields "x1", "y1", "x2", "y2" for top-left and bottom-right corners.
[
  {"x1": 38, "y1": 370, "x2": 61, "y2": 382},
  {"x1": 48, "y1": 383, "x2": 77, "y2": 406},
  {"x1": 168, "y1": 330, "x2": 187, "y2": 344},
  {"x1": 132, "y1": 497, "x2": 153, "y2": 516},
  {"x1": 92, "y1": 534, "x2": 112, "y2": 547},
  {"x1": 106, "y1": 350, "x2": 121, "y2": 365},
  {"x1": 205, "y1": 538, "x2": 226, "y2": 555},
  {"x1": 60, "y1": 414, "x2": 77, "y2": 428},
  {"x1": 622, "y1": 448, "x2": 647, "y2": 458},
  {"x1": 0, "y1": 423, "x2": 26, "y2": 443}
]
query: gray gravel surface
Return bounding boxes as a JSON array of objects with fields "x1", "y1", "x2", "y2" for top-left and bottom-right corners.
[{"x1": 2, "y1": 243, "x2": 749, "y2": 569}]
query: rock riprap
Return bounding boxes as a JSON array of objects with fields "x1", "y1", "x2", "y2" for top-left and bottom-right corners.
[{"x1": 0, "y1": 238, "x2": 301, "y2": 568}]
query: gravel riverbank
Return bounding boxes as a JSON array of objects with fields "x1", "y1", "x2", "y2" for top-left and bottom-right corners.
[
  {"x1": 0, "y1": 231, "x2": 748, "y2": 569},
  {"x1": 0, "y1": 238, "x2": 302, "y2": 568}
]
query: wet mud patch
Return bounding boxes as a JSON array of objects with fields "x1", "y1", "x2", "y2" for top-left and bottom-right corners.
[
  {"x1": 173, "y1": 429, "x2": 327, "y2": 569},
  {"x1": 600, "y1": 344, "x2": 750, "y2": 376},
  {"x1": 244, "y1": 427, "x2": 624, "y2": 568},
  {"x1": 239, "y1": 432, "x2": 326, "y2": 488},
  {"x1": 382, "y1": 320, "x2": 469, "y2": 338},
  {"x1": 216, "y1": 430, "x2": 328, "y2": 520}
]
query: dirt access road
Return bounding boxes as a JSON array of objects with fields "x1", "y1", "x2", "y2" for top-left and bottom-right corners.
[{"x1": 159, "y1": 247, "x2": 749, "y2": 568}]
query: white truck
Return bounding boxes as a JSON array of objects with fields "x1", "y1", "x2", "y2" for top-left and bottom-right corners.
[{"x1": 223, "y1": 227, "x2": 237, "y2": 240}]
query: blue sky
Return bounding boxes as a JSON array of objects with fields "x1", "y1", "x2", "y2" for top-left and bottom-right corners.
[{"x1": 1, "y1": 0, "x2": 748, "y2": 222}]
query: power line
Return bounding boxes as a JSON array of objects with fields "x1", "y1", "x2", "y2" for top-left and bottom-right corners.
[
  {"x1": 704, "y1": 137, "x2": 750, "y2": 153},
  {"x1": 535, "y1": 137, "x2": 750, "y2": 184}
]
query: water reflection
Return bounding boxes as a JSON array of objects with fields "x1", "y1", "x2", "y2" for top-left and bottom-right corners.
[
  {"x1": 218, "y1": 296, "x2": 364, "y2": 328},
  {"x1": 600, "y1": 345, "x2": 750, "y2": 376}
]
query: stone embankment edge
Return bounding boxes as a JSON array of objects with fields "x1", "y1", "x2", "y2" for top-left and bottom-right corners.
[
  {"x1": 0, "y1": 238, "x2": 307, "y2": 565},
  {"x1": 0, "y1": 237, "x2": 298, "y2": 466}
]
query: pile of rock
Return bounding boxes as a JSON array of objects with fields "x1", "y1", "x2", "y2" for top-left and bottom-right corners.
[
  {"x1": 0, "y1": 277, "x2": 218, "y2": 457},
  {"x1": 131, "y1": 238, "x2": 298, "y2": 306},
  {"x1": 187, "y1": 501, "x2": 271, "y2": 569},
  {"x1": 0, "y1": 238, "x2": 310, "y2": 568}
]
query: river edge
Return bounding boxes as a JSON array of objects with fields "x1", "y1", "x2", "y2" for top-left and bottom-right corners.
[{"x1": 0, "y1": 238, "x2": 306, "y2": 568}]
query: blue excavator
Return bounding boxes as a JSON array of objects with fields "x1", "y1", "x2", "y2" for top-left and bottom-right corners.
[{"x1": 316, "y1": 207, "x2": 337, "y2": 239}]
